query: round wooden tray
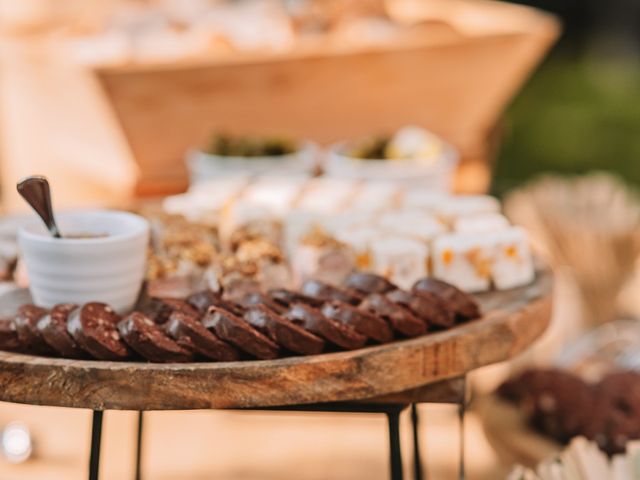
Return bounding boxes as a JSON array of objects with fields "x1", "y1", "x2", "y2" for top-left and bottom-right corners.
[{"x1": 0, "y1": 271, "x2": 552, "y2": 411}]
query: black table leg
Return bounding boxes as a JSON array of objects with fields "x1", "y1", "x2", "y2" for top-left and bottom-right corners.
[
  {"x1": 411, "y1": 404, "x2": 424, "y2": 480},
  {"x1": 135, "y1": 411, "x2": 144, "y2": 480},
  {"x1": 458, "y1": 398, "x2": 466, "y2": 479},
  {"x1": 386, "y1": 409, "x2": 403, "y2": 480},
  {"x1": 89, "y1": 410, "x2": 103, "y2": 480}
]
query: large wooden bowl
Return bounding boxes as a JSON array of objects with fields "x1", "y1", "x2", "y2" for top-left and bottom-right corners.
[{"x1": 0, "y1": 271, "x2": 552, "y2": 411}]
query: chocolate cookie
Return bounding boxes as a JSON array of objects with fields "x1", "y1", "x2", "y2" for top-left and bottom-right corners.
[
  {"x1": 386, "y1": 290, "x2": 455, "y2": 328},
  {"x1": 343, "y1": 272, "x2": 397, "y2": 295},
  {"x1": 202, "y1": 306, "x2": 279, "y2": 360},
  {"x1": 237, "y1": 292, "x2": 287, "y2": 315},
  {"x1": 321, "y1": 301, "x2": 393, "y2": 343},
  {"x1": 300, "y1": 280, "x2": 364, "y2": 305},
  {"x1": 284, "y1": 304, "x2": 366, "y2": 350},
  {"x1": 269, "y1": 289, "x2": 323, "y2": 308},
  {"x1": 67, "y1": 302, "x2": 130, "y2": 361},
  {"x1": 142, "y1": 297, "x2": 199, "y2": 324},
  {"x1": 500, "y1": 369, "x2": 594, "y2": 444},
  {"x1": 586, "y1": 372, "x2": 640, "y2": 454},
  {"x1": 37, "y1": 303, "x2": 86, "y2": 358},
  {"x1": 0, "y1": 317, "x2": 21, "y2": 352},
  {"x1": 244, "y1": 305, "x2": 325, "y2": 355},
  {"x1": 164, "y1": 311, "x2": 239, "y2": 361},
  {"x1": 118, "y1": 312, "x2": 193, "y2": 363},
  {"x1": 359, "y1": 293, "x2": 426, "y2": 337},
  {"x1": 187, "y1": 290, "x2": 244, "y2": 316},
  {"x1": 14, "y1": 304, "x2": 53, "y2": 355},
  {"x1": 412, "y1": 278, "x2": 480, "y2": 321}
]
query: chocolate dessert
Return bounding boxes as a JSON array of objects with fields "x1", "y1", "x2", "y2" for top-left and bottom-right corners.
[
  {"x1": 284, "y1": 303, "x2": 366, "y2": 350},
  {"x1": 359, "y1": 293, "x2": 426, "y2": 337},
  {"x1": 244, "y1": 305, "x2": 325, "y2": 355},
  {"x1": 300, "y1": 280, "x2": 364, "y2": 305},
  {"x1": 202, "y1": 306, "x2": 279, "y2": 360},
  {"x1": 37, "y1": 303, "x2": 86, "y2": 358},
  {"x1": 67, "y1": 302, "x2": 130, "y2": 361},
  {"x1": 386, "y1": 289, "x2": 455, "y2": 328},
  {"x1": 321, "y1": 301, "x2": 393, "y2": 343},
  {"x1": 343, "y1": 272, "x2": 397, "y2": 295},
  {"x1": 412, "y1": 277, "x2": 480, "y2": 321},
  {"x1": 118, "y1": 312, "x2": 193, "y2": 363},
  {"x1": 165, "y1": 311, "x2": 239, "y2": 361},
  {"x1": 14, "y1": 304, "x2": 53, "y2": 355}
]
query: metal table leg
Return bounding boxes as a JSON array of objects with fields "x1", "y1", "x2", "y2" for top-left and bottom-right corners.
[
  {"x1": 89, "y1": 411, "x2": 103, "y2": 480},
  {"x1": 135, "y1": 412, "x2": 144, "y2": 480},
  {"x1": 411, "y1": 404, "x2": 424, "y2": 480},
  {"x1": 386, "y1": 409, "x2": 403, "y2": 480}
]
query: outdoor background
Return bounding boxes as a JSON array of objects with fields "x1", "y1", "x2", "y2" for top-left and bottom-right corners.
[{"x1": 493, "y1": 0, "x2": 640, "y2": 196}]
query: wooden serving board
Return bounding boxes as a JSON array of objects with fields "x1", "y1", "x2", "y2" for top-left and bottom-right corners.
[{"x1": 0, "y1": 271, "x2": 552, "y2": 411}]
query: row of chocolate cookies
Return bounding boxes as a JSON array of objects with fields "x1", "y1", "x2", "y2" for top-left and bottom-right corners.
[
  {"x1": 0, "y1": 271, "x2": 481, "y2": 362},
  {"x1": 128, "y1": 271, "x2": 480, "y2": 361}
]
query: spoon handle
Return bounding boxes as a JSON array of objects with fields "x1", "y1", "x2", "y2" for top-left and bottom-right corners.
[{"x1": 16, "y1": 176, "x2": 62, "y2": 238}]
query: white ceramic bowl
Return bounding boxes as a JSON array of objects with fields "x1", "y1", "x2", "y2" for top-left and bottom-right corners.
[
  {"x1": 18, "y1": 210, "x2": 149, "y2": 313},
  {"x1": 324, "y1": 142, "x2": 459, "y2": 192},
  {"x1": 186, "y1": 142, "x2": 318, "y2": 185}
]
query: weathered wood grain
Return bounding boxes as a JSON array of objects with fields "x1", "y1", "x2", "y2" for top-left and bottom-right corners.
[{"x1": 0, "y1": 271, "x2": 552, "y2": 411}]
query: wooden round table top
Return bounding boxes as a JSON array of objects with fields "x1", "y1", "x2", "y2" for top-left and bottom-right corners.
[{"x1": 0, "y1": 271, "x2": 552, "y2": 411}]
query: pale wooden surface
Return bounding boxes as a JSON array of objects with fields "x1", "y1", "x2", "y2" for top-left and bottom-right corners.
[
  {"x1": 0, "y1": 271, "x2": 551, "y2": 411},
  {"x1": 0, "y1": 402, "x2": 505, "y2": 480},
  {"x1": 0, "y1": 34, "x2": 138, "y2": 213}
]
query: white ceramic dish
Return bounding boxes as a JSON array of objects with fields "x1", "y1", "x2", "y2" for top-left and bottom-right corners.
[
  {"x1": 18, "y1": 210, "x2": 149, "y2": 313},
  {"x1": 324, "y1": 142, "x2": 459, "y2": 192},
  {"x1": 186, "y1": 142, "x2": 318, "y2": 185}
]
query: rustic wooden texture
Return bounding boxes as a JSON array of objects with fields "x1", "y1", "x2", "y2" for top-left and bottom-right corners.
[
  {"x1": 0, "y1": 270, "x2": 552, "y2": 411},
  {"x1": 93, "y1": 0, "x2": 559, "y2": 196},
  {"x1": 360, "y1": 377, "x2": 466, "y2": 405}
]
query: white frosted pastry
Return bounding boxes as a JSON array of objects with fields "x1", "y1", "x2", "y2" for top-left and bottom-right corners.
[
  {"x1": 432, "y1": 233, "x2": 494, "y2": 292},
  {"x1": 218, "y1": 201, "x2": 278, "y2": 244},
  {"x1": 296, "y1": 178, "x2": 357, "y2": 214},
  {"x1": 290, "y1": 243, "x2": 355, "y2": 286},
  {"x1": 454, "y1": 213, "x2": 510, "y2": 234},
  {"x1": 348, "y1": 181, "x2": 402, "y2": 212},
  {"x1": 401, "y1": 190, "x2": 448, "y2": 211},
  {"x1": 290, "y1": 227, "x2": 355, "y2": 286},
  {"x1": 434, "y1": 195, "x2": 501, "y2": 225},
  {"x1": 377, "y1": 210, "x2": 446, "y2": 243},
  {"x1": 163, "y1": 177, "x2": 247, "y2": 223},
  {"x1": 371, "y1": 236, "x2": 429, "y2": 289},
  {"x1": 334, "y1": 227, "x2": 379, "y2": 270},
  {"x1": 239, "y1": 176, "x2": 308, "y2": 217},
  {"x1": 489, "y1": 227, "x2": 534, "y2": 290},
  {"x1": 320, "y1": 210, "x2": 377, "y2": 236},
  {"x1": 282, "y1": 211, "x2": 323, "y2": 256}
]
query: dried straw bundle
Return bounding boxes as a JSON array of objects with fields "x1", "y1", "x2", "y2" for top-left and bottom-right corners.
[{"x1": 505, "y1": 173, "x2": 640, "y2": 326}]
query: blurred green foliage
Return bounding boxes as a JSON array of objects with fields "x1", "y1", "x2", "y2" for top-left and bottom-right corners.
[{"x1": 491, "y1": 55, "x2": 640, "y2": 197}]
